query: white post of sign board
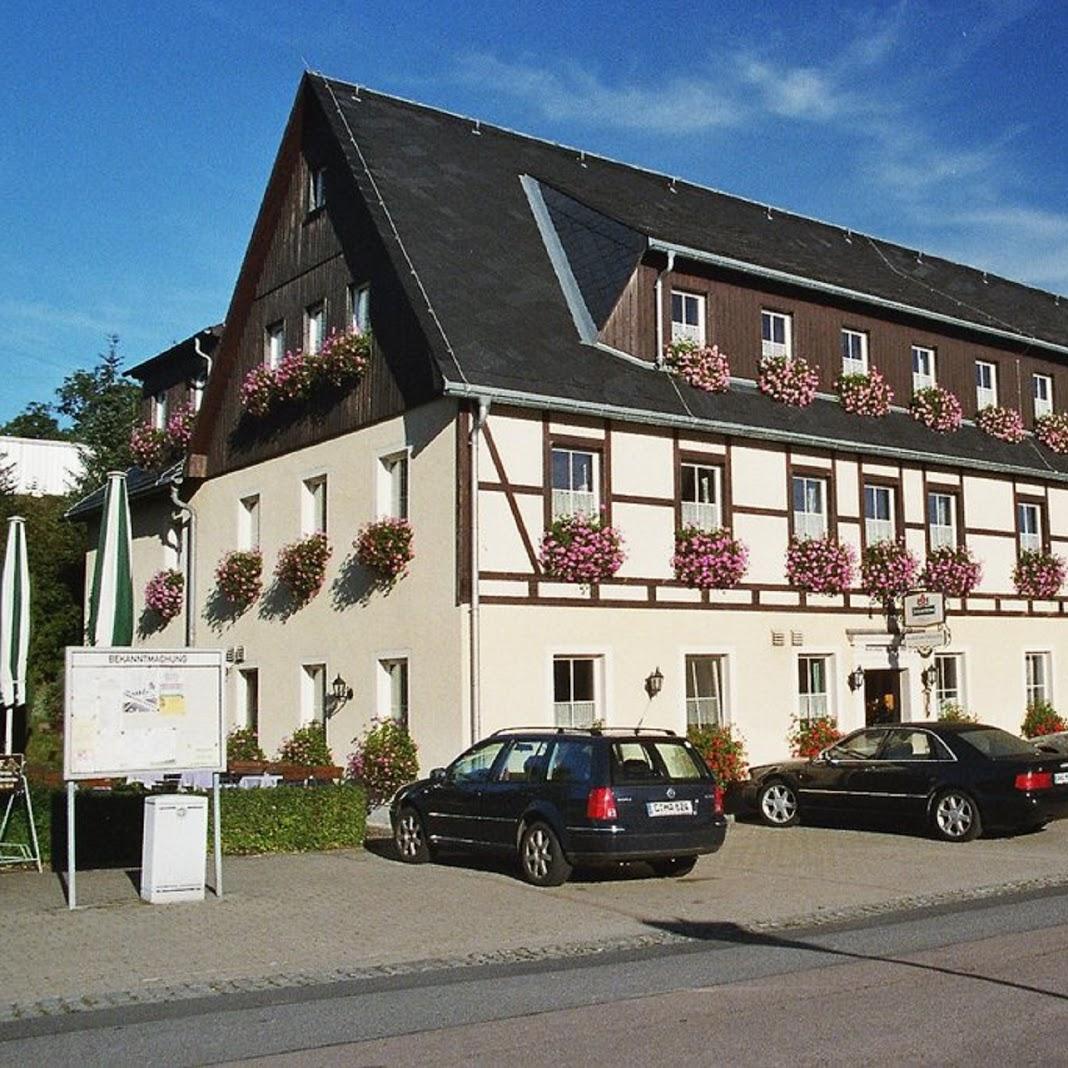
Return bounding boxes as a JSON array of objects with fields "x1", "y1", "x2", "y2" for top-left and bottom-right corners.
[
  {"x1": 63, "y1": 647, "x2": 225, "y2": 909},
  {"x1": 213, "y1": 773, "x2": 222, "y2": 898}
]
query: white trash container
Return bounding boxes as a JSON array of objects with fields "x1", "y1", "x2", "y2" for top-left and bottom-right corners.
[{"x1": 140, "y1": 794, "x2": 208, "y2": 904}]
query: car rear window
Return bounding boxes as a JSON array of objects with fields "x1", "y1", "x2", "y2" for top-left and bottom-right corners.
[
  {"x1": 956, "y1": 727, "x2": 1036, "y2": 758},
  {"x1": 610, "y1": 740, "x2": 708, "y2": 784}
]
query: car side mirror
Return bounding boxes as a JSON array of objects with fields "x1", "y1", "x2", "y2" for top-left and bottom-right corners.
[{"x1": 430, "y1": 767, "x2": 447, "y2": 782}]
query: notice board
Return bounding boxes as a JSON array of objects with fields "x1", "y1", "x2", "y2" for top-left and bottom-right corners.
[{"x1": 64, "y1": 648, "x2": 225, "y2": 779}]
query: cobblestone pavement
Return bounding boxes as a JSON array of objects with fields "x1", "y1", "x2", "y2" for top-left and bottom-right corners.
[{"x1": 3, "y1": 817, "x2": 1068, "y2": 1022}]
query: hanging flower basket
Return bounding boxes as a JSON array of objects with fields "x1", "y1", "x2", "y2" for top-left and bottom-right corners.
[
  {"x1": 836, "y1": 367, "x2": 893, "y2": 417},
  {"x1": 239, "y1": 328, "x2": 371, "y2": 419},
  {"x1": 145, "y1": 568, "x2": 184, "y2": 622},
  {"x1": 539, "y1": 513, "x2": 625, "y2": 585},
  {"x1": 921, "y1": 545, "x2": 982, "y2": 598},
  {"x1": 1013, "y1": 549, "x2": 1066, "y2": 599},
  {"x1": 663, "y1": 340, "x2": 730, "y2": 393},
  {"x1": 974, "y1": 405, "x2": 1025, "y2": 443},
  {"x1": 909, "y1": 386, "x2": 962, "y2": 432},
  {"x1": 215, "y1": 549, "x2": 264, "y2": 609},
  {"x1": 757, "y1": 355, "x2": 819, "y2": 407},
  {"x1": 860, "y1": 540, "x2": 919, "y2": 602},
  {"x1": 785, "y1": 536, "x2": 855, "y2": 595},
  {"x1": 275, "y1": 532, "x2": 332, "y2": 605},
  {"x1": 130, "y1": 402, "x2": 196, "y2": 469},
  {"x1": 1035, "y1": 412, "x2": 1068, "y2": 454},
  {"x1": 671, "y1": 526, "x2": 749, "y2": 589},
  {"x1": 354, "y1": 517, "x2": 414, "y2": 583},
  {"x1": 165, "y1": 402, "x2": 196, "y2": 448},
  {"x1": 788, "y1": 715, "x2": 842, "y2": 759}
]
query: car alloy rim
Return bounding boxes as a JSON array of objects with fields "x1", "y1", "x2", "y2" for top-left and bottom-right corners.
[
  {"x1": 762, "y1": 784, "x2": 797, "y2": 824},
  {"x1": 523, "y1": 827, "x2": 551, "y2": 879},
  {"x1": 936, "y1": 794, "x2": 973, "y2": 837},
  {"x1": 397, "y1": 812, "x2": 421, "y2": 857}
]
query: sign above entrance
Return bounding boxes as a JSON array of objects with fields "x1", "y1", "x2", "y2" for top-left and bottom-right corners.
[
  {"x1": 902, "y1": 590, "x2": 945, "y2": 629},
  {"x1": 901, "y1": 628, "x2": 950, "y2": 650}
]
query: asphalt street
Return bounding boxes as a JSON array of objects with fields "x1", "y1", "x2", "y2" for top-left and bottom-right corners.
[{"x1": 4, "y1": 885, "x2": 1068, "y2": 1066}]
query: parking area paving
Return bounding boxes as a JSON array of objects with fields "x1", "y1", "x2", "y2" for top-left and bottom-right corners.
[{"x1": 3, "y1": 816, "x2": 1068, "y2": 1020}]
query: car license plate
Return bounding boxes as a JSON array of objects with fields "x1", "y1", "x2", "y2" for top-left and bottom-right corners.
[
  {"x1": 1054, "y1": 772, "x2": 1068, "y2": 785},
  {"x1": 647, "y1": 800, "x2": 694, "y2": 816}
]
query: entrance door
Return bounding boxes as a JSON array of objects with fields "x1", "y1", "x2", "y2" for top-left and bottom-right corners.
[{"x1": 864, "y1": 669, "x2": 902, "y2": 726}]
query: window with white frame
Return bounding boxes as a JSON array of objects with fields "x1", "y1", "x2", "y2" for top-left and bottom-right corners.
[
  {"x1": 792, "y1": 475, "x2": 828, "y2": 540},
  {"x1": 305, "y1": 301, "x2": 326, "y2": 355},
  {"x1": 239, "y1": 668, "x2": 259, "y2": 732},
  {"x1": 1018, "y1": 500, "x2": 1043, "y2": 554},
  {"x1": 349, "y1": 282, "x2": 371, "y2": 334},
  {"x1": 928, "y1": 491, "x2": 957, "y2": 549},
  {"x1": 761, "y1": 310, "x2": 792, "y2": 360},
  {"x1": 976, "y1": 361, "x2": 998, "y2": 410},
  {"x1": 841, "y1": 329, "x2": 869, "y2": 376},
  {"x1": 380, "y1": 658, "x2": 410, "y2": 728},
  {"x1": 301, "y1": 663, "x2": 327, "y2": 724},
  {"x1": 308, "y1": 166, "x2": 326, "y2": 211},
  {"x1": 151, "y1": 391, "x2": 167, "y2": 430},
  {"x1": 238, "y1": 493, "x2": 260, "y2": 550},
  {"x1": 551, "y1": 447, "x2": 599, "y2": 518},
  {"x1": 935, "y1": 653, "x2": 965, "y2": 712},
  {"x1": 912, "y1": 346, "x2": 936, "y2": 391},
  {"x1": 1026, "y1": 651, "x2": 1052, "y2": 707},
  {"x1": 190, "y1": 371, "x2": 207, "y2": 413},
  {"x1": 1034, "y1": 373, "x2": 1054, "y2": 419},
  {"x1": 553, "y1": 656, "x2": 599, "y2": 727},
  {"x1": 680, "y1": 463, "x2": 721, "y2": 531},
  {"x1": 797, "y1": 655, "x2": 830, "y2": 720},
  {"x1": 864, "y1": 484, "x2": 895, "y2": 544},
  {"x1": 302, "y1": 475, "x2": 327, "y2": 535},
  {"x1": 265, "y1": 321, "x2": 285, "y2": 369},
  {"x1": 671, "y1": 291, "x2": 705, "y2": 345},
  {"x1": 378, "y1": 451, "x2": 409, "y2": 519},
  {"x1": 685, "y1": 655, "x2": 726, "y2": 727}
]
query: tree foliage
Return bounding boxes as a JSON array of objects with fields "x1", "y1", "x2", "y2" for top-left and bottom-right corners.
[{"x1": 0, "y1": 402, "x2": 67, "y2": 441}]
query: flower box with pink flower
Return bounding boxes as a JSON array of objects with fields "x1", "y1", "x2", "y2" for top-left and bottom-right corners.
[
  {"x1": 785, "y1": 536, "x2": 855, "y2": 595},
  {"x1": 921, "y1": 545, "x2": 982, "y2": 598},
  {"x1": 757, "y1": 355, "x2": 819, "y2": 407},
  {"x1": 663, "y1": 340, "x2": 730, "y2": 393},
  {"x1": 145, "y1": 568, "x2": 184, "y2": 622},
  {"x1": 974, "y1": 405, "x2": 1024, "y2": 443},
  {"x1": 859, "y1": 540, "x2": 919, "y2": 603},
  {"x1": 539, "y1": 513, "x2": 625, "y2": 586},
  {"x1": 215, "y1": 549, "x2": 264, "y2": 609},
  {"x1": 836, "y1": 367, "x2": 893, "y2": 417},
  {"x1": 355, "y1": 517, "x2": 414, "y2": 584},
  {"x1": 909, "y1": 386, "x2": 962, "y2": 432},
  {"x1": 1013, "y1": 549, "x2": 1066, "y2": 600},
  {"x1": 275, "y1": 532, "x2": 332, "y2": 605},
  {"x1": 1035, "y1": 412, "x2": 1068, "y2": 454},
  {"x1": 671, "y1": 526, "x2": 749, "y2": 589}
]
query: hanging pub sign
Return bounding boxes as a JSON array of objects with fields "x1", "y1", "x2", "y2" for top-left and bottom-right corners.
[{"x1": 902, "y1": 590, "x2": 946, "y2": 630}]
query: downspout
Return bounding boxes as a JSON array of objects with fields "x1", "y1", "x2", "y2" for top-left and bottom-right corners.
[
  {"x1": 171, "y1": 479, "x2": 196, "y2": 648},
  {"x1": 194, "y1": 335, "x2": 213, "y2": 411},
  {"x1": 469, "y1": 397, "x2": 491, "y2": 745},
  {"x1": 653, "y1": 249, "x2": 676, "y2": 368}
]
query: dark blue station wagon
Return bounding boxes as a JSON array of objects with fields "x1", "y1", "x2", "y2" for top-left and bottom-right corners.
[{"x1": 390, "y1": 727, "x2": 728, "y2": 885}]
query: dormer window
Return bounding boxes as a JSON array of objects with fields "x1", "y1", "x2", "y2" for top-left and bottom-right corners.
[
  {"x1": 761, "y1": 310, "x2": 792, "y2": 360},
  {"x1": 151, "y1": 391, "x2": 167, "y2": 430},
  {"x1": 190, "y1": 370, "x2": 207, "y2": 413},
  {"x1": 349, "y1": 283, "x2": 371, "y2": 334},
  {"x1": 305, "y1": 302, "x2": 325, "y2": 355},
  {"x1": 1034, "y1": 374, "x2": 1053, "y2": 419},
  {"x1": 912, "y1": 346, "x2": 936, "y2": 392},
  {"x1": 671, "y1": 291, "x2": 705, "y2": 345},
  {"x1": 975, "y1": 360, "x2": 998, "y2": 410},
  {"x1": 265, "y1": 321, "x2": 285, "y2": 369},
  {"x1": 841, "y1": 329, "x2": 868, "y2": 376},
  {"x1": 308, "y1": 167, "x2": 326, "y2": 212}
]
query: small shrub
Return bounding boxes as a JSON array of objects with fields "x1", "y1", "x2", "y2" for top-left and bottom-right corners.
[
  {"x1": 215, "y1": 549, "x2": 263, "y2": 609},
  {"x1": 1021, "y1": 701, "x2": 1067, "y2": 738},
  {"x1": 227, "y1": 727, "x2": 266, "y2": 763},
  {"x1": 275, "y1": 532, "x2": 332, "y2": 605},
  {"x1": 277, "y1": 722, "x2": 334, "y2": 767},
  {"x1": 788, "y1": 715, "x2": 842, "y2": 759},
  {"x1": 347, "y1": 718, "x2": 420, "y2": 810},
  {"x1": 539, "y1": 512, "x2": 625, "y2": 585},
  {"x1": 687, "y1": 723, "x2": 747, "y2": 783}
]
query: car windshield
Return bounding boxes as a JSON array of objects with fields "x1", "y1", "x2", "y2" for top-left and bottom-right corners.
[
  {"x1": 610, "y1": 740, "x2": 707, "y2": 784},
  {"x1": 956, "y1": 727, "x2": 1036, "y2": 758}
]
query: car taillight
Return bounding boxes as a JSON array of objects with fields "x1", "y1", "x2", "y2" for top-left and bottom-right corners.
[
  {"x1": 586, "y1": 786, "x2": 618, "y2": 820},
  {"x1": 1015, "y1": 770, "x2": 1053, "y2": 791},
  {"x1": 712, "y1": 785, "x2": 725, "y2": 816}
]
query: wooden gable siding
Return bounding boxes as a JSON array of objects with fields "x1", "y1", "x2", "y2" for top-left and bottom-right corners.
[
  {"x1": 602, "y1": 255, "x2": 1068, "y2": 427},
  {"x1": 202, "y1": 94, "x2": 439, "y2": 478}
]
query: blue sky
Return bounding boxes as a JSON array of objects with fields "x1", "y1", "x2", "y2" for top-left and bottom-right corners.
[{"x1": 3, "y1": 0, "x2": 1066, "y2": 424}]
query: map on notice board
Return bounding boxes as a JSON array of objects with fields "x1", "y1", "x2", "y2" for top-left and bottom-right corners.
[{"x1": 65, "y1": 648, "x2": 225, "y2": 779}]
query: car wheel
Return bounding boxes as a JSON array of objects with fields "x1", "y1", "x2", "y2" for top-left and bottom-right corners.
[
  {"x1": 651, "y1": 856, "x2": 698, "y2": 878},
  {"x1": 519, "y1": 821, "x2": 572, "y2": 887},
  {"x1": 394, "y1": 806, "x2": 432, "y2": 863},
  {"x1": 931, "y1": 789, "x2": 982, "y2": 843},
  {"x1": 757, "y1": 780, "x2": 799, "y2": 827}
]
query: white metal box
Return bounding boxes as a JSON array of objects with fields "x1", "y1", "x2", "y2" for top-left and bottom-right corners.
[{"x1": 140, "y1": 794, "x2": 208, "y2": 904}]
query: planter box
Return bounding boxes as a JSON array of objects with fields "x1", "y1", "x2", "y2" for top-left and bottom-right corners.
[{"x1": 228, "y1": 761, "x2": 342, "y2": 782}]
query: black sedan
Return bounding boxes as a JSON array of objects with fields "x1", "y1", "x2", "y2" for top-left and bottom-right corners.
[{"x1": 739, "y1": 722, "x2": 1068, "y2": 842}]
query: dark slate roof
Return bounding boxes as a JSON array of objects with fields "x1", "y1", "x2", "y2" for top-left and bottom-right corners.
[
  {"x1": 65, "y1": 462, "x2": 182, "y2": 521},
  {"x1": 306, "y1": 74, "x2": 1068, "y2": 482},
  {"x1": 127, "y1": 325, "x2": 224, "y2": 382}
]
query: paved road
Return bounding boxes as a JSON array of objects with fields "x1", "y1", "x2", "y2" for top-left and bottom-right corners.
[{"x1": 4, "y1": 886, "x2": 1068, "y2": 1066}]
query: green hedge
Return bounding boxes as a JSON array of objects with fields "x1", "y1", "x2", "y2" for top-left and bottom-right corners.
[{"x1": 3, "y1": 783, "x2": 367, "y2": 866}]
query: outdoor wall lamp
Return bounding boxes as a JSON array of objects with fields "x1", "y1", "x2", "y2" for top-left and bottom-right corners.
[
  {"x1": 644, "y1": 667, "x2": 664, "y2": 699},
  {"x1": 848, "y1": 667, "x2": 866, "y2": 692},
  {"x1": 331, "y1": 674, "x2": 354, "y2": 704},
  {"x1": 920, "y1": 665, "x2": 937, "y2": 690}
]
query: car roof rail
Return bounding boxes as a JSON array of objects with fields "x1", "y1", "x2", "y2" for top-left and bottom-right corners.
[{"x1": 488, "y1": 726, "x2": 677, "y2": 737}]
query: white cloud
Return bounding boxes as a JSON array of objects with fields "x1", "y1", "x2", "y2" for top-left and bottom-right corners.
[{"x1": 738, "y1": 59, "x2": 846, "y2": 121}]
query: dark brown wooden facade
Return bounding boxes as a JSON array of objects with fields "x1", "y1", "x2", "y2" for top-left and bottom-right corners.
[{"x1": 602, "y1": 256, "x2": 1068, "y2": 428}]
